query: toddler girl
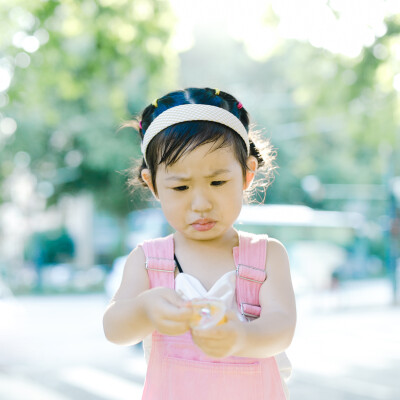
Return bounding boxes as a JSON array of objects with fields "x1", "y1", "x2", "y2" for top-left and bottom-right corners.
[{"x1": 103, "y1": 87, "x2": 297, "y2": 399}]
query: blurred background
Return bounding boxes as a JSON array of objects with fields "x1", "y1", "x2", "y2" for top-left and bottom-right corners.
[{"x1": 1, "y1": 0, "x2": 400, "y2": 399}]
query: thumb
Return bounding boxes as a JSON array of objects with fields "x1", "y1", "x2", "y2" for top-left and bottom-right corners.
[
  {"x1": 225, "y1": 309, "x2": 241, "y2": 322},
  {"x1": 166, "y1": 290, "x2": 187, "y2": 308}
]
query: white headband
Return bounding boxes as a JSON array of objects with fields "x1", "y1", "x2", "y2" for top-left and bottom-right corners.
[{"x1": 140, "y1": 104, "x2": 250, "y2": 164}]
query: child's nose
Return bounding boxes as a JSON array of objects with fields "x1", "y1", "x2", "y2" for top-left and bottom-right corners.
[{"x1": 191, "y1": 190, "x2": 212, "y2": 213}]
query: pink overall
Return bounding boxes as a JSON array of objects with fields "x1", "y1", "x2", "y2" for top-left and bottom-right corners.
[{"x1": 140, "y1": 231, "x2": 286, "y2": 400}]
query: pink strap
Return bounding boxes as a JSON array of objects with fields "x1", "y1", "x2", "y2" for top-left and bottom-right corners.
[
  {"x1": 235, "y1": 231, "x2": 268, "y2": 320},
  {"x1": 141, "y1": 234, "x2": 175, "y2": 289},
  {"x1": 140, "y1": 231, "x2": 267, "y2": 319}
]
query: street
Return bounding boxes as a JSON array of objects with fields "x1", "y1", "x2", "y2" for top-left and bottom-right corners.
[{"x1": 1, "y1": 284, "x2": 399, "y2": 399}]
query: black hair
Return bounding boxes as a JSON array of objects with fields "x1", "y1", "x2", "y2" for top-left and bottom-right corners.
[{"x1": 122, "y1": 87, "x2": 276, "y2": 198}]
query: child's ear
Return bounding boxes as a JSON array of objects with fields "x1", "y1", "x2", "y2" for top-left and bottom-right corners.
[
  {"x1": 141, "y1": 169, "x2": 158, "y2": 200},
  {"x1": 243, "y1": 156, "x2": 258, "y2": 190}
]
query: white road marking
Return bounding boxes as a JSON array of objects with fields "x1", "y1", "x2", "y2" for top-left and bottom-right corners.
[{"x1": 59, "y1": 366, "x2": 143, "y2": 400}]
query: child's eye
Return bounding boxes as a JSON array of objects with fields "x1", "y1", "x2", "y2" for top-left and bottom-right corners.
[
  {"x1": 211, "y1": 181, "x2": 226, "y2": 186},
  {"x1": 172, "y1": 185, "x2": 189, "y2": 191}
]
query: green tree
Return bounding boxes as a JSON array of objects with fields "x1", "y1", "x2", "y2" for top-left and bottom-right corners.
[
  {"x1": 278, "y1": 15, "x2": 400, "y2": 215},
  {"x1": 1, "y1": 0, "x2": 178, "y2": 215},
  {"x1": 176, "y1": 11, "x2": 399, "y2": 216}
]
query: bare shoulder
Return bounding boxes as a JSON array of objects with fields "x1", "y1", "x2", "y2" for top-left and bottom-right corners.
[
  {"x1": 266, "y1": 237, "x2": 289, "y2": 263},
  {"x1": 110, "y1": 245, "x2": 150, "y2": 302},
  {"x1": 259, "y1": 236, "x2": 296, "y2": 319},
  {"x1": 264, "y1": 237, "x2": 291, "y2": 289}
]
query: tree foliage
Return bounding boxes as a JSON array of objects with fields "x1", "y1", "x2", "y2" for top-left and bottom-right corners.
[
  {"x1": 1, "y1": 0, "x2": 178, "y2": 215},
  {"x1": 273, "y1": 15, "x2": 400, "y2": 214},
  {"x1": 177, "y1": 12, "x2": 400, "y2": 218},
  {"x1": 2, "y1": 1, "x2": 399, "y2": 222}
]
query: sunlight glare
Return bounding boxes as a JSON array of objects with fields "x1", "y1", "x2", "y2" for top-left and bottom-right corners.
[
  {"x1": 0, "y1": 67, "x2": 12, "y2": 93},
  {"x1": 393, "y1": 74, "x2": 400, "y2": 92},
  {"x1": 169, "y1": 0, "x2": 395, "y2": 59}
]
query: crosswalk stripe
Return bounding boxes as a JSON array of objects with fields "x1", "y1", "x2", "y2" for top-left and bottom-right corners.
[
  {"x1": 0, "y1": 373, "x2": 70, "y2": 400},
  {"x1": 59, "y1": 366, "x2": 143, "y2": 400}
]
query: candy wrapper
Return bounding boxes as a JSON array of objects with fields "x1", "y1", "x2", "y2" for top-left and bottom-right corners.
[{"x1": 186, "y1": 298, "x2": 228, "y2": 330}]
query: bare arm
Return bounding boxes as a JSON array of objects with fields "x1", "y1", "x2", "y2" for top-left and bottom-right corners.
[
  {"x1": 103, "y1": 246, "x2": 192, "y2": 346},
  {"x1": 191, "y1": 238, "x2": 297, "y2": 358},
  {"x1": 233, "y1": 238, "x2": 297, "y2": 357},
  {"x1": 103, "y1": 246, "x2": 153, "y2": 345}
]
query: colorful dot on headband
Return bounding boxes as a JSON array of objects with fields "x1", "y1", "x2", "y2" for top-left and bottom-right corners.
[
  {"x1": 215, "y1": 88, "x2": 220, "y2": 95},
  {"x1": 152, "y1": 99, "x2": 158, "y2": 107},
  {"x1": 140, "y1": 104, "x2": 250, "y2": 164},
  {"x1": 237, "y1": 102, "x2": 243, "y2": 109},
  {"x1": 139, "y1": 120, "x2": 142, "y2": 129}
]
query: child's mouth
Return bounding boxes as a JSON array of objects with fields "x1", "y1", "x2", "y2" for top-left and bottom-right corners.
[{"x1": 191, "y1": 219, "x2": 216, "y2": 231}]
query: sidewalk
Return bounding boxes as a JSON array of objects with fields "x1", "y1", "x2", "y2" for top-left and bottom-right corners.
[
  {"x1": 297, "y1": 277, "x2": 398, "y2": 314},
  {"x1": 287, "y1": 278, "x2": 400, "y2": 399},
  {"x1": 0, "y1": 280, "x2": 398, "y2": 400}
]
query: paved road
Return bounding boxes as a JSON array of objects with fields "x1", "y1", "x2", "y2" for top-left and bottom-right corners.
[{"x1": 1, "y1": 285, "x2": 399, "y2": 399}]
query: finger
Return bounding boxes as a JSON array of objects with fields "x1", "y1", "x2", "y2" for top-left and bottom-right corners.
[
  {"x1": 225, "y1": 309, "x2": 241, "y2": 322},
  {"x1": 205, "y1": 349, "x2": 228, "y2": 358},
  {"x1": 163, "y1": 306, "x2": 193, "y2": 322},
  {"x1": 160, "y1": 300, "x2": 192, "y2": 319},
  {"x1": 192, "y1": 327, "x2": 228, "y2": 339},
  {"x1": 191, "y1": 331, "x2": 229, "y2": 349},
  {"x1": 192, "y1": 338, "x2": 228, "y2": 358},
  {"x1": 157, "y1": 320, "x2": 190, "y2": 336},
  {"x1": 193, "y1": 338, "x2": 228, "y2": 350},
  {"x1": 165, "y1": 290, "x2": 188, "y2": 307}
]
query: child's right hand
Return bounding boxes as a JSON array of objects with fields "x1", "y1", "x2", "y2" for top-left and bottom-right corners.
[{"x1": 142, "y1": 287, "x2": 193, "y2": 336}]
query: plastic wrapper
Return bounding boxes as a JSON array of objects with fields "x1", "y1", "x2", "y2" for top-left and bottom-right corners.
[{"x1": 187, "y1": 298, "x2": 228, "y2": 330}]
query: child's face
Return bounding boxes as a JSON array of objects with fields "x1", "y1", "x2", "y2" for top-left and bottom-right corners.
[{"x1": 144, "y1": 142, "x2": 255, "y2": 241}]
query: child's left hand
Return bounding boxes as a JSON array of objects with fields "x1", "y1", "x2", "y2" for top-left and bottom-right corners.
[{"x1": 190, "y1": 310, "x2": 247, "y2": 358}]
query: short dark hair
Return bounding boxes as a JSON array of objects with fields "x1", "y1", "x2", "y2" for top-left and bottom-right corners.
[{"x1": 121, "y1": 87, "x2": 276, "y2": 197}]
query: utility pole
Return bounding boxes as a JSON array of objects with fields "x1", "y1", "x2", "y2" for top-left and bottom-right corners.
[{"x1": 383, "y1": 146, "x2": 399, "y2": 305}]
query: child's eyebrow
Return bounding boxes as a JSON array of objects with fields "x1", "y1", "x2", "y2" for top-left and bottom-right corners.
[
  {"x1": 165, "y1": 176, "x2": 190, "y2": 182},
  {"x1": 165, "y1": 168, "x2": 231, "y2": 181},
  {"x1": 204, "y1": 168, "x2": 231, "y2": 178}
]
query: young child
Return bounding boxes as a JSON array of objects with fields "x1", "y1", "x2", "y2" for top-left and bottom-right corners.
[{"x1": 103, "y1": 88, "x2": 297, "y2": 399}]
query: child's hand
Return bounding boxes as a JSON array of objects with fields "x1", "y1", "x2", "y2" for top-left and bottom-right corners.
[
  {"x1": 143, "y1": 287, "x2": 193, "y2": 336},
  {"x1": 191, "y1": 310, "x2": 247, "y2": 358}
]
